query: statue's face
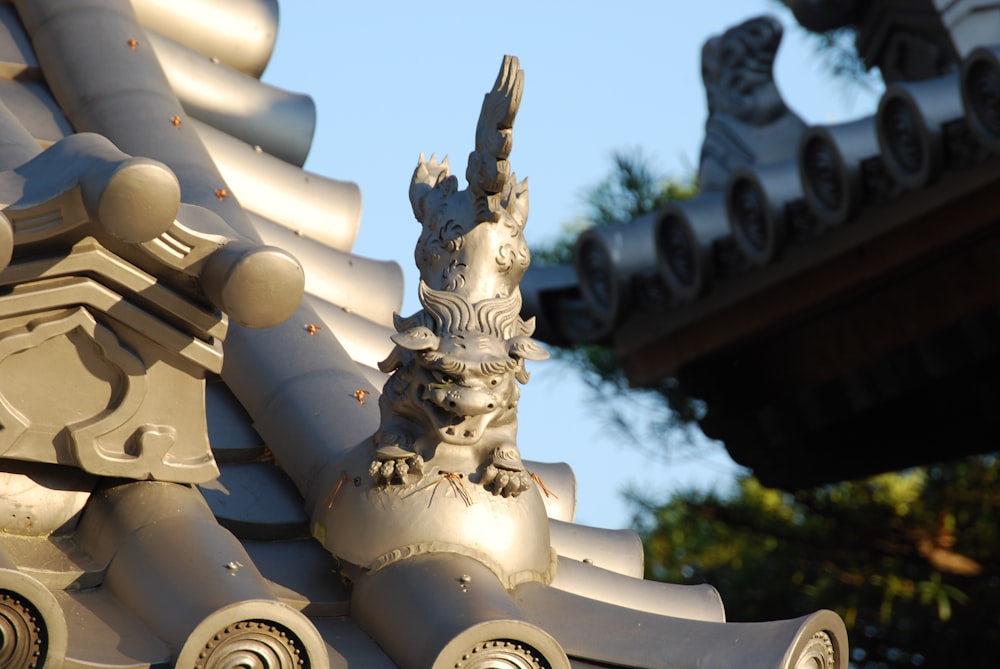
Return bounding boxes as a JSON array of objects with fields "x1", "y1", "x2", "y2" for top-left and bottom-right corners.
[{"x1": 412, "y1": 331, "x2": 520, "y2": 446}]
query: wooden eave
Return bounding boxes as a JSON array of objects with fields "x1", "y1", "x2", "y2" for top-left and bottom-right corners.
[
  {"x1": 614, "y1": 156, "x2": 1000, "y2": 488},
  {"x1": 617, "y1": 156, "x2": 1000, "y2": 386}
]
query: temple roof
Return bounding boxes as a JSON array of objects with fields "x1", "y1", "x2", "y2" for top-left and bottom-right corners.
[
  {"x1": 524, "y1": 0, "x2": 1000, "y2": 489},
  {"x1": 0, "y1": 2, "x2": 849, "y2": 668}
]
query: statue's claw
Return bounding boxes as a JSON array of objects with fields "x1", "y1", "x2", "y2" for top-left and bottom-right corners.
[
  {"x1": 375, "y1": 444, "x2": 417, "y2": 460},
  {"x1": 481, "y1": 464, "x2": 532, "y2": 497},
  {"x1": 369, "y1": 449, "x2": 424, "y2": 486},
  {"x1": 490, "y1": 445, "x2": 525, "y2": 472}
]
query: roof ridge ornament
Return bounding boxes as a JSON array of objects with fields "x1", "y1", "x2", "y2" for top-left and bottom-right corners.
[
  {"x1": 313, "y1": 56, "x2": 567, "y2": 668},
  {"x1": 373, "y1": 54, "x2": 548, "y2": 497},
  {"x1": 698, "y1": 15, "x2": 806, "y2": 192}
]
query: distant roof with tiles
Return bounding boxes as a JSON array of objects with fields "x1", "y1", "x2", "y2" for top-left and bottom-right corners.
[{"x1": 524, "y1": 0, "x2": 1000, "y2": 489}]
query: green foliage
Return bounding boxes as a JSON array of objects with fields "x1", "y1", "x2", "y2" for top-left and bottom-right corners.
[
  {"x1": 630, "y1": 456, "x2": 1000, "y2": 668},
  {"x1": 809, "y1": 26, "x2": 882, "y2": 92},
  {"x1": 531, "y1": 151, "x2": 701, "y2": 442},
  {"x1": 583, "y1": 152, "x2": 697, "y2": 229},
  {"x1": 532, "y1": 151, "x2": 697, "y2": 267},
  {"x1": 771, "y1": 0, "x2": 882, "y2": 95}
]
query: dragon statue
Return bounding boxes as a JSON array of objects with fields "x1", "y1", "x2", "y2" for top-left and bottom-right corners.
[
  {"x1": 311, "y1": 56, "x2": 846, "y2": 669},
  {"x1": 369, "y1": 55, "x2": 548, "y2": 497}
]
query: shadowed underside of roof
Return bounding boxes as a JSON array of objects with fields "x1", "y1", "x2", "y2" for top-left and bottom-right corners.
[{"x1": 522, "y1": 1, "x2": 1000, "y2": 489}]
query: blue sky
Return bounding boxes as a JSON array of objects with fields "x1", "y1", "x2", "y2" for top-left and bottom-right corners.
[{"x1": 262, "y1": 2, "x2": 882, "y2": 528}]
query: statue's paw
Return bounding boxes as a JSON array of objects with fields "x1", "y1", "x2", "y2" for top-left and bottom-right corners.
[
  {"x1": 481, "y1": 464, "x2": 532, "y2": 497},
  {"x1": 374, "y1": 427, "x2": 414, "y2": 453},
  {"x1": 490, "y1": 445, "x2": 525, "y2": 472},
  {"x1": 369, "y1": 451, "x2": 424, "y2": 486},
  {"x1": 375, "y1": 443, "x2": 416, "y2": 460}
]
